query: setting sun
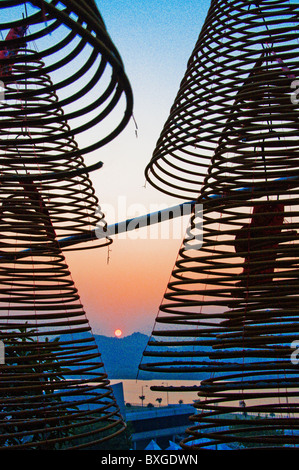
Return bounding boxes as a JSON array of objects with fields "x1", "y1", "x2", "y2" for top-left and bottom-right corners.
[{"x1": 114, "y1": 329, "x2": 122, "y2": 338}]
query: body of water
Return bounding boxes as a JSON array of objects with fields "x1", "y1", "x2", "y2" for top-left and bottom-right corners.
[
  {"x1": 110, "y1": 379, "x2": 299, "y2": 413},
  {"x1": 110, "y1": 379, "x2": 200, "y2": 407}
]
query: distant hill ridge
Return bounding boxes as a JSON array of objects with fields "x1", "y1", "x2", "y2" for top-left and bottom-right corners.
[
  {"x1": 93, "y1": 332, "x2": 210, "y2": 380},
  {"x1": 62, "y1": 331, "x2": 262, "y2": 380},
  {"x1": 94, "y1": 332, "x2": 151, "y2": 379}
]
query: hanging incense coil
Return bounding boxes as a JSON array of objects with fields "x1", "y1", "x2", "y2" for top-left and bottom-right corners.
[
  {"x1": 145, "y1": 0, "x2": 299, "y2": 200},
  {"x1": 189, "y1": 195, "x2": 299, "y2": 450},
  {"x1": 181, "y1": 0, "x2": 299, "y2": 449},
  {"x1": 0, "y1": 196, "x2": 125, "y2": 450},
  {"x1": 0, "y1": 0, "x2": 133, "y2": 179},
  {"x1": 142, "y1": 0, "x2": 299, "y2": 449},
  {"x1": 0, "y1": 51, "x2": 111, "y2": 248},
  {"x1": 0, "y1": 1, "x2": 132, "y2": 449},
  {"x1": 141, "y1": 193, "x2": 299, "y2": 449}
]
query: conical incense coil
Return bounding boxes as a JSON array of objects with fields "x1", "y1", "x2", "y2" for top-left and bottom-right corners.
[
  {"x1": 180, "y1": 117, "x2": 299, "y2": 448},
  {"x1": 186, "y1": 198, "x2": 299, "y2": 450},
  {"x1": 141, "y1": 193, "x2": 299, "y2": 449},
  {"x1": 178, "y1": 2, "x2": 299, "y2": 448},
  {"x1": 0, "y1": 0, "x2": 133, "y2": 178},
  {"x1": 0, "y1": 197, "x2": 125, "y2": 450},
  {"x1": 141, "y1": 0, "x2": 299, "y2": 449},
  {"x1": 0, "y1": 51, "x2": 111, "y2": 247},
  {"x1": 145, "y1": 0, "x2": 299, "y2": 200}
]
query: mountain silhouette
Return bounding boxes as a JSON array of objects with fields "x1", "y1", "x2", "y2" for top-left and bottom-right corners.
[
  {"x1": 94, "y1": 332, "x2": 148, "y2": 379},
  {"x1": 93, "y1": 332, "x2": 208, "y2": 380}
]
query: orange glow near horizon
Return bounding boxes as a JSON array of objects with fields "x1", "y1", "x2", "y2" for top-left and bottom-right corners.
[{"x1": 64, "y1": 234, "x2": 185, "y2": 337}]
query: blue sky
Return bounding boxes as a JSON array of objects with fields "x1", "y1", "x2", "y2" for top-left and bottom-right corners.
[
  {"x1": 90, "y1": 0, "x2": 211, "y2": 207},
  {"x1": 63, "y1": 1, "x2": 212, "y2": 337}
]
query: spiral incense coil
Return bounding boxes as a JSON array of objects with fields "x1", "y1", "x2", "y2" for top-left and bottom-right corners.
[
  {"x1": 141, "y1": 0, "x2": 299, "y2": 449},
  {"x1": 182, "y1": 1, "x2": 299, "y2": 449},
  {"x1": 145, "y1": 0, "x2": 299, "y2": 200},
  {"x1": 187, "y1": 196, "x2": 299, "y2": 450},
  {"x1": 0, "y1": 52, "x2": 111, "y2": 248},
  {"x1": 140, "y1": 193, "x2": 299, "y2": 449},
  {"x1": 0, "y1": 0, "x2": 133, "y2": 179},
  {"x1": 0, "y1": 198, "x2": 125, "y2": 450},
  {"x1": 0, "y1": 1, "x2": 131, "y2": 449}
]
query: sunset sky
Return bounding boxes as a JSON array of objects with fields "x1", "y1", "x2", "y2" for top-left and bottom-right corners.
[{"x1": 64, "y1": 0, "x2": 211, "y2": 337}]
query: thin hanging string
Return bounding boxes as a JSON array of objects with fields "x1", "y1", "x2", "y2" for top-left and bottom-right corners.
[
  {"x1": 106, "y1": 244, "x2": 112, "y2": 264},
  {"x1": 132, "y1": 113, "x2": 138, "y2": 138}
]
